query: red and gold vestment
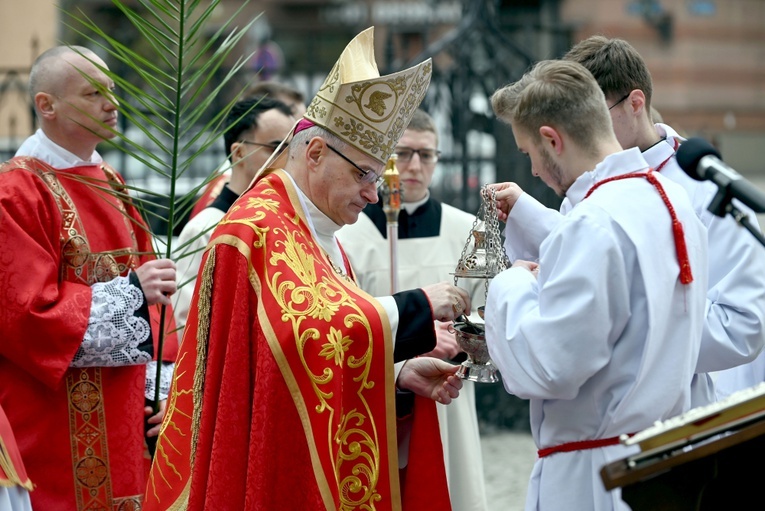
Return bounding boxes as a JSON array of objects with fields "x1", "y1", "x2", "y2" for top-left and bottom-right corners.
[
  {"x1": 145, "y1": 169, "x2": 449, "y2": 510},
  {"x1": 0, "y1": 157, "x2": 178, "y2": 510}
]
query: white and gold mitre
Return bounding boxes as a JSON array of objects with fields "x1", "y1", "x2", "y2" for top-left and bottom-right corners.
[{"x1": 304, "y1": 27, "x2": 433, "y2": 164}]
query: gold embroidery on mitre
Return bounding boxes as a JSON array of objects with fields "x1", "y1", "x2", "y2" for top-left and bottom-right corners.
[{"x1": 305, "y1": 27, "x2": 432, "y2": 164}]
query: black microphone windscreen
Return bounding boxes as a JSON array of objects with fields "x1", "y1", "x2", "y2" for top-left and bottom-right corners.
[{"x1": 676, "y1": 137, "x2": 722, "y2": 181}]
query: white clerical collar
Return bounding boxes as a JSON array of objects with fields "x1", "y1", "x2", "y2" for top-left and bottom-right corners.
[
  {"x1": 642, "y1": 123, "x2": 685, "y2": 170},
  {"x1": 565, "y1": 147, "x2": 649, "y2": 207},
  {"x1": 655, "y1": 123, "x2": 685, "y2": 146},
  {"x1": 402, "y1": 190, "x2": 430, "y2": 215},
  {"x1": 282, "y1": 171, "x2": 347, "y2": 275},
  {"x1": 642, "y1": 137, "x2": 676, "y2": 170},
  {"x1": 15, "y1": 129, "x2": 103, "y2": 168}
]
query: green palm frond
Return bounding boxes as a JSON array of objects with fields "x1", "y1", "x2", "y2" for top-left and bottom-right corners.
[{"x1": 64, "y1": 0, "x2": 260, "y2": 406}]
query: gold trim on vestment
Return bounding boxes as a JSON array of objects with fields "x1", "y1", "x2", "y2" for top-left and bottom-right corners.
[
  {"x1": 67, "y1": 368, "x2": 115, "y2": 509},
  {"x1": 112, "y1": 495, "x2": 143, "y2": 510},
  {"x1": 147, "y1": 346, "x2": 192, "y2": 509},
  {"x1": 0, "y1": 436, "x2": 33, "y2": 490},
  {"x1": 191, "y1": 247, "x2": 215, "y2": 469},
  {"x1": 5, "y1": 157, "x2": 140, "y2": 286},
  {"x1": 219, "y1": 170, "x2": 398, "y2": 509}
]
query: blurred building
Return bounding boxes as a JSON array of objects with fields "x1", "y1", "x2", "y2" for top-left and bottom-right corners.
[
  {"x1": 1, "y1": 0, "x2": 764, "y2": 432},
  {"x1": 562, "y1": 0, "x2": 765, "y2": 176},
  {"x1": 2, "y1": 0, "x2": 764, "y2": 207}
]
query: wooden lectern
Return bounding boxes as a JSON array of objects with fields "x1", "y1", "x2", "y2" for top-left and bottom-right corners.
[{"x1": 601, "y1": 383, "x2": 765, "y2": 510}]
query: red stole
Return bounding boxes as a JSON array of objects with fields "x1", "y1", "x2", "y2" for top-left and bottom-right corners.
[{"x1": 145, "y1": 169, "x2": 449, "y2": 510}]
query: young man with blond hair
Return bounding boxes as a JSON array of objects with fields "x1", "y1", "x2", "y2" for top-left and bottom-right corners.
[{"x1": 485, "y1": 59, "x2": 708, "y2": 511}]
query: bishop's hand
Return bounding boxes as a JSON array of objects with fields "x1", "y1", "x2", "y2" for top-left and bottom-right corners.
[
  {"x1": 422, "y1": 320, "x2": 463, "y2": 361},
  {"x1": 421, "y1": 282, "x2": 471, "y2": 322},
  {"x1": 397, "y1": 357, "x2": 463, "y2": 404}
]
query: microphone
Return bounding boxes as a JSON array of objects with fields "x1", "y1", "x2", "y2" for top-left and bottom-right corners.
[{"x1": 676, "y1": 137, "x2": 765, "y2": 214}]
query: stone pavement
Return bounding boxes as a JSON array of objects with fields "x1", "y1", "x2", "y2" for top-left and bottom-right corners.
[{"x1": 480, "y1": 431, "x2": 537, "y2": 511}]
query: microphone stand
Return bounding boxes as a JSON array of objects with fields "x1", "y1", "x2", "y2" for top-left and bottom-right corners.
[
  {"x1": 382, "y1": 154, "x2": 401, "y2": 294},
  {"x1": 708, "y1": 185, "x2": 765, "y2": 248}
]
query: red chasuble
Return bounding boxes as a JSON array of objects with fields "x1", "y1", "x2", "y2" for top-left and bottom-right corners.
[
  {"x1": 145, "y1": 169, "x2": 450, "y2": 510},
  {"x1": 0, "y1": 157, "x2": 178, "y2": 510},
  {"x1": 189, "y1": 172, "x2": 229, "y2": 219}
]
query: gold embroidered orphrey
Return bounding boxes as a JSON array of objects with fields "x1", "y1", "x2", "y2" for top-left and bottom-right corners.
[
  {"x1": 304, "y1": 26, "x2": 433, "y2": 164},
  {"x1": 220, "y1": 180, "x2": 387, "y2": 508},
  {"x1": 2, "y1": 157, "x2": 140, "y2": 286},
  {"x1": 147, "y1": 171, "x2": 399, "y2": 510}
]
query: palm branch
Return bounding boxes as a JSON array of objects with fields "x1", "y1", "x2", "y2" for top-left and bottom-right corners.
[{"x1": 64, "y1": 0, "x2": 260, "y2": 407}]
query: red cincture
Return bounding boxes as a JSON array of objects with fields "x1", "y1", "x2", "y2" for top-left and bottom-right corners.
[
  {"x1": 537, "y1": 433, "x2": 635, "y2": 458},
  {"x1": 584, "y1": 169, "x2": 694, "y2": 285}
]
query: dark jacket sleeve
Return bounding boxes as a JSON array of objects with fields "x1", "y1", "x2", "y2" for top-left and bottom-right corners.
[{"x1": 391, "y1": 289, "x2": 437, "y2": 363}]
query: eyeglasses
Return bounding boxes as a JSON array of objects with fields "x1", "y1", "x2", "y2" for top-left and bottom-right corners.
[
  {"x1": 608, "y1": 93, "x2": 631, "y2": 110},
  {"x1": 240, "y1": 140, "x2": 287, "y2": 152},
  {"x1": 394, "y1": 147, "x2": 440, "y2": 164},
  {"x1": 325, "y1": 143, "x2": 384, "y2": 187}
]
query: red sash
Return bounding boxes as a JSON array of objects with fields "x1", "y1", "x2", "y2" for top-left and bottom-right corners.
[
  {"x1": 538, "y1": 433, "x2": 637, "y2": 458},
  {"x1": 585, "y1": 169, "x2": 693, "y2": 285}
]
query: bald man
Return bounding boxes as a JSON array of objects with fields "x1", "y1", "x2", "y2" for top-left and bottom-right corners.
[{"x1": 0, "y1": 45, "x2": 179, "y2": 510}]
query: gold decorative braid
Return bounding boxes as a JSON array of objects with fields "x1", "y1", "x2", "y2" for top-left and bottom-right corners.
[
  {"x1": 145, "y1": 246, "x2": 219, "y2": 510},
  {"x1": 5, "y1": 157, "x2": 139, "y2": 285},
  {"x1": 67, "y1": 368, "x2": 114, "y2": 509},
  {"x1": 190, "y1": 247, "x2": 216, "y2": 468}
]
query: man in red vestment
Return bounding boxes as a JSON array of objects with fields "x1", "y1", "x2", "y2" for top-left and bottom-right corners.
[
  {"x1": 0, "y1": 46, "x2": 179, "y2": 509},
  {"x1": 145, "y1": 27, "x2": 471, "y2": 510}
]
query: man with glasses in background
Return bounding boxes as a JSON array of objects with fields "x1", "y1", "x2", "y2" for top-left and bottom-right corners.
[
  {"x1": 173, "y1": 96, "x2": 295, "y2": 337},
  {"x1": 338, "y1": 108, "x2": 489, "y2": 511},
  {"x1": 188, "y1": 81, "x2": 307, "y2": 220}
]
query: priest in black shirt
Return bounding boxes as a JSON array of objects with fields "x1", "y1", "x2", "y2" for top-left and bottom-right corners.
[{"x1": 338, "y1": 108, "x2": 489, "y2": 511}]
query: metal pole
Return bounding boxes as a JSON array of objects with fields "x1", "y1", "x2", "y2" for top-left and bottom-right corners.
[{"x1": 382, "y1": 154, "x2": 401, "y2": 294}]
